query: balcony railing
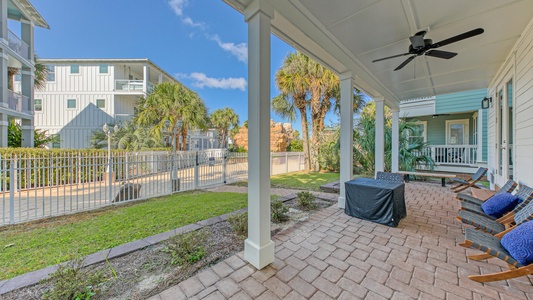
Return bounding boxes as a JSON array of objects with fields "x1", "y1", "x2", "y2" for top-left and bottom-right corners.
[
  {"x1": 7, "y1": 90, "x2": 29, "y2": 113},
  {"x1": 415, "y1": 145, "x2": 478, "y2": 166},
  {"x1": 115, "y1": 80, "x2": 154, "y2": 93},
  {"x1": 7, "y1": 30, "x2": 29, "y2": 60}
]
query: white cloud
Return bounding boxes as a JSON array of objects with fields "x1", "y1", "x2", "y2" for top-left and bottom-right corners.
[
  {"x1": 179, "y1": 72, "x2": 247, "y2": 91},
  {"x1": 211, "y1": 35, "x2": 248, "y2": 63},
  {"x1": 168, "y1": 0, "x2": 186, "y2": 16},
  {"x1": 168, "y1": 0, "x2": 206, "y2": 29}
]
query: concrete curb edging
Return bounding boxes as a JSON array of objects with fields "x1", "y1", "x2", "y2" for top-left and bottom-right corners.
[{"x1": 0, "y1": 208, "x2": 247, "y2": 295}]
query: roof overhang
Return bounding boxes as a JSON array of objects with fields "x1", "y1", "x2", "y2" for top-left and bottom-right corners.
[
  {"x1": 223, "y1": 0, "x2": 533, "y2": 109},
  {"x1": 9, "y1": 0, "x2": 49, "y2": 29}
]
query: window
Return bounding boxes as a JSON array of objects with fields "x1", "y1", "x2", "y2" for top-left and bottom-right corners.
[
  {"x1": 99, "y1": 64, "x2": 108, "y2": 74},
  {"x1": 96, "y1": 99, "x2": 105, "y2": 108},
  {"x1": 405, "y1": 121, "x2": 427, "y2": 144},
  {"x1": 70, "y1": 64, "x2": 79, "y2": 74},
  {"x1": 45, "y1": 65, "x2": 55, "y2": 81},
  {"x1": 67, "y1": 99, "x2": 76, "y2": 109},
  {"x1": 34, "y1": 99, "x2": 42, "y2": 111},
  {"x1": 52, "y1": 134, "x2": 60, "y2": 149},
  {"x1": 446, "y1": 119, "x2": 469, "y2": 145}
]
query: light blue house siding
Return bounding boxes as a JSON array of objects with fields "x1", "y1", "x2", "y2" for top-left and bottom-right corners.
[
  {"x1": 436, "y1": 88, "x2": 488, "y2": 162},
  {"x1": 411, "y1": 113, "x2": 476, "y2": 145}
]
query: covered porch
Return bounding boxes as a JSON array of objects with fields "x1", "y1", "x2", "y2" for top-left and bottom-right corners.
[{"x1": 220, "y1": 0, "x2": 533, "y2": 271}]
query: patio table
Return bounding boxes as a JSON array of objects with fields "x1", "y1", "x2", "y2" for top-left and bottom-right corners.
[{"x1": 344, "y1": 178, "x2": 406, "y2": 227}]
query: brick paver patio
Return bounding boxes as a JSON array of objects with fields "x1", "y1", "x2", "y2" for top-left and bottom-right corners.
[{"x1": 150, "y1": 182, "x2": 533, "y2": 299}]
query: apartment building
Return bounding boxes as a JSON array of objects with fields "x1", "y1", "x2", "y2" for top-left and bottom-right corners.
[
  {"x1": 0, "y1": 0, "x2": 48, "y2": 147},
  {"x1": 31, "y1": 59, "x2": 178, "y2": 148}
]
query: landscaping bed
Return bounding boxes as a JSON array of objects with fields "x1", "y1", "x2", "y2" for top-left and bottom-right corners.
[{"x1": 1, "y1": 192, "x2": 337, "y2": 300}]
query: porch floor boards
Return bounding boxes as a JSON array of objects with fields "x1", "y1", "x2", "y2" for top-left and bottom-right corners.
[{"x1": 151, "y1": 183, "x2": 532, "y2": 299}]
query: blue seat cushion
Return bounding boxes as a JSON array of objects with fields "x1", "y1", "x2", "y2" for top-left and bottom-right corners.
[
  {"x1": 501, "y1": 221, "x2": 533, "y2": 266},
  {"x1": 480, "y1": 192, "x2": 519, "y2": 218}
]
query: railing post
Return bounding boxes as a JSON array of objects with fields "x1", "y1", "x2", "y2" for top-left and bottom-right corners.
[
  {"x1": 298, "y1": 153, "x2": 302, "y2": 171},
  {"x1": 125, "y1": 153, "x2": 129, "y2": 180},
  {"x1": 285, "y1": 152, "x2": 289, "y2": 173},
  {"x1": 270, "y1": 153, "x2": 273, "y2": 176},
  {"x1": 9, "y1": 158, "x2": 15, "y2": 224},
  {"x1": 194, "y1": 151, "x2": 199, "y2": 189},
  {"x1": 108, "y1": 154, "x2": 113, "y2": 204},
  {"x1": 222, "y1": 150, "x2": 227, "y2": 184}
]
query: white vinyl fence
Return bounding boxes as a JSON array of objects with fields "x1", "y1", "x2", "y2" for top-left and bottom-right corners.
[{"x1": 0, "y1": 150, "x2": 304, "y2": 226}]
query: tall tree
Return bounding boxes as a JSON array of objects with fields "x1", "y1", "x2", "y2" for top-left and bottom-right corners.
[
  {"x1": 135, "y1": 82, "x2": 208, "y2": 150},
  {"x1": 273, "y1": 52, "x2": 312, "y2": 170},
  {"x1": 210, "y1": 107, "x2": 239, "y2": 148}
]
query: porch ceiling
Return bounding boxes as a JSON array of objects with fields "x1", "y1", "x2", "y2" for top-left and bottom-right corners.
[{"x1": 224, "y1": 0, "x2": 533, "y2": 107}]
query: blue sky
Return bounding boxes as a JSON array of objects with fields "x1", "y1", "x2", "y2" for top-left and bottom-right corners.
[{"x1": 30, "y1": 0, "x2": 341, "y2": 132}]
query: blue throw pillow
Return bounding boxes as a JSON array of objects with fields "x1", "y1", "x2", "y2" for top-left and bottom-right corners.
[
  {"x1": 501, "y1": 221, "x2": 533, "y2": 266},
  {"x1": 481, "y1": 192, "x2": 519, "y2": 218}
]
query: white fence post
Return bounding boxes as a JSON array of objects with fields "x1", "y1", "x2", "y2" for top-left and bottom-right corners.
[
  {"x1": 285, "y1": 152, "x2": 289, "y2": 173},
  {"x1": 222, "y1": 150, "x2": 227, "y2": 184},
  {"x1": 194, "y1": 151, "x2": 199, "y2": 189},
  {"x1": 9, "y1": 158, "x2": 15, "y2": 224}
]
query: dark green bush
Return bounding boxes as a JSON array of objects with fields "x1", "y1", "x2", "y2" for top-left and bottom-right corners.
[
  {"x1": 296, "y1": 191, "x2": 317, "y2": 210},
  {"x1": 164, "y1": 229, "x2": 210, "y2": 267},
  {"x1": 228, "y1": 212, "x2": 248, "y2": 237},
  {"x1": 271, "y1": 200, "x2": 289, "y2": 223}
]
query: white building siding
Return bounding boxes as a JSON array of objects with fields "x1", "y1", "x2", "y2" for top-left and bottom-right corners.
[
  {"x1": 489, "y1": 18, "x2": 533, "y2": 186},
  {"x1": 41, "y1": 64, "x2": 114, "y2": 93}
]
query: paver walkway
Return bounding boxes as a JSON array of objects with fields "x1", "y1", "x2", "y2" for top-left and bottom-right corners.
[{"x1": 151, "y1": 182, "x2": 532, "y2": 299}]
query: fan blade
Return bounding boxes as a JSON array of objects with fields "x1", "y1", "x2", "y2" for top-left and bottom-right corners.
[
  {"x1": 372, "y1": 53, "x2": 411, "y2": 63},
  {"x1": 432, "y1": 28, "x2": 484, "y2": 48},
  {"x1": 425, "y1": 50, "x2": 457, "y2": 59},
  {"x1": 410, "y1": 35, "x2": 425, "y2": 49},
  {"x1": 394, "y1": 56, "x2": 416, "y2": 71}
]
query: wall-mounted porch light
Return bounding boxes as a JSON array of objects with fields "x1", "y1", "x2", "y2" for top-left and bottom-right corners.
[{"x1": 481, "y1": 97, "x2": 492, "y2": 109}]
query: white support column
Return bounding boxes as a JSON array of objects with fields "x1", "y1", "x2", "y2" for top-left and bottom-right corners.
[
  {"x1": 21, "y1": 21, "x2": 33, "y2": 61},
  {"x1": 244, "y1": 0, "x2": 274, "y2": 270},
  {"x1": 338, "y1": 72, "x2": 354, "y2": 209},
  {"x1": 0, "y1": 0, "x2": 7, "y2": 41},
  {"x1": 391, "y1": 108, "x2": 399, "y2": 172},
  {"x1": 375, "y1": 97, "x2": 385, "y2": 174},
  {"x1": 158, "y1": 73, "x2": 163, "y2": 84},
  {"x1": 477, "y1": 109, "x2": 483, "y2": 163},
  {"x1": 0, "y1": 113, "x2": 7, "y2": 147},
  {"x1": 143, "y1": 65, "x2": 150, "y2": 93},
  {"x1": 21, "y1": 68, "x2": 34, "y2": 147},
  {"x1": 0, "y1": 50, "x2": 8, "y2": 109}
]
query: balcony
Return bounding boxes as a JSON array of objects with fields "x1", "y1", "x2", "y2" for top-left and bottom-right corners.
[
  {"x1": 114, "y1": 114, "x2": 134, "y2": 124},
  {"x1": 416, "y1": 144, "x2": 478, "y2": 166},
  {"x1": 114, "y1": 80, "x2": 154, "y2": 93},
  {"x1": 7, "y1": 30, "x2": 29, "y2": 60},
  {"x1": 7, "y1": 90, "x2": 30, "y2": 114}
]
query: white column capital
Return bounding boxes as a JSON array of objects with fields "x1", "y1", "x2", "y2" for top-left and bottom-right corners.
[
  {"x1": 245, "y1": 0, "x2": 274, "y2": 22},
  {"x1": 374, "y1": 96, "x2": 385, "y2": 103},
  {"x1": 339, "y1": 71, "x2": 355, "y2": 81}
]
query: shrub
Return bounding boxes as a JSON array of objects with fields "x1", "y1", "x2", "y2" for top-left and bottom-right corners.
[
  {"x1": 271, "y1": 200, "x2": 289, "y2": 223},
  {"x1": 164, "y1": 229, "x2": 210, "y2": 267},
  {"x1": 42, "y1": 258, "x2": 106, "y2": 300},
  {"x1": 296, "y1": 191, "x2": 317, "y2": 210},
  {"x1": 228, "y1": 212, "x2": 248, "y2": 237}
]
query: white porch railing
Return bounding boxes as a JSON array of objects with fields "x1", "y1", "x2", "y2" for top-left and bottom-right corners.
[
  {"x1": 114, "y1": 114, "x2": 134, "y2": 123},
  {"x1": 416, "y1": 145, "x2": 478, "y2": 166},
  {"x1": 7, "y1": 90, "x2": 29, "y2": 113},
  {"x1": 7, "y1": 29, "x2": 29, "y2": 59},
  {"x1": 115, "y1": 80, "x2": 154, "y2": 92}
]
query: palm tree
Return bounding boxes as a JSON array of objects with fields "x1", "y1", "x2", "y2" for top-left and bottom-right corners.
[
  {"x1": 210, "y1": 107, "x2": 239, "y2": 148},
  {"x1": 273, "y1": 52, "x2": 312, "y2": 170},
  {"x1": 135, "y1": 82, "x2": 208, "y2": 150}
]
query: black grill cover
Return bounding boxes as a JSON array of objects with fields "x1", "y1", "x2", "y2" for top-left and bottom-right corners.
[{"x1": 344, "y1": 178, "x2": 406, "y2": 227}]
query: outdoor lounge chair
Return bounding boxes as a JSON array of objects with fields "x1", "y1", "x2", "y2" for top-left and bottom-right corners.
[
  {"x1": 457, "y1": 179, "x2": 517, "y2": 206},
  {"x1": 458, "y1": 180, "x2": 518, "y2": 215},
  {"x1": 450, "y1": 167, "x2": 487, "y2": 193},
  {"x1": 458, "y1": 224, "x2": 533, "y2": 282},
  {"x1": 456, "y1": 185, "x2": 533, "y2": 234},
  {"x1": 376, "y1": 171, "x2": 403, "y2": 183}
]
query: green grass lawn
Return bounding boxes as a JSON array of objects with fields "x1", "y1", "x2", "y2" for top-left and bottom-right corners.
[
  {"x1": 232, "y1": 171, "x2": 340, "y2": 191},
  {"x1": 0, "y1": 191, "x2": 247, "y2": 280}
]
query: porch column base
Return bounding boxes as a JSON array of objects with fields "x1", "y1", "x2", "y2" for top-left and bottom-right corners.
[
  {"x1": 244, "y1": 238, "x2": 275, "y2": 269},
  {"x1": 338, "y1": 196, "x2": 346, "y2": 209}
]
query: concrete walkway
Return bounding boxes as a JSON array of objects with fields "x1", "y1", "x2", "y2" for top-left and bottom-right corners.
[{"x1": 150, "y1": 182, "x2": 532, "y2": 299}]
